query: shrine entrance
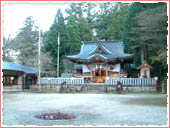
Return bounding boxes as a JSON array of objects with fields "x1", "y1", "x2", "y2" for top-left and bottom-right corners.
[
  {"x1": 91, "y1": 63, "x2": 108, "y2": 83},
  {"x1": 93, "y1": 69, "x2": 106, "y2": 83}
]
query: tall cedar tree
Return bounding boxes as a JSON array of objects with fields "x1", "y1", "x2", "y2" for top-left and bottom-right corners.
[
  {"x1": 3, "y1": 37, "x2": 13, "y2": 62},
  {"x1": 66, "y1": 3, "x2": 94, "y2": 41},
  {"x1": 12, "y1": 16, "x2": 39, "y2": 67},
  {"x1": 96, "y1": 3, "x2": 129, "y2": 40},
  {"x1": 122, "y1": 3, "x2": 167, "y2": 80},
  {"x1": 66, "y1": 15, "x2": 81, "y2": 54},
  {"x1": 43, "y1": 10, "x2": 69, "y2": 76}
]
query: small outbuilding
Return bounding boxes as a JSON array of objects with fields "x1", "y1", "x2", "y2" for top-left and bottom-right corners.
[
  {"x1": 3, "y1": 61, "x2": 47, "y2": 90},
  {"x1": 137, "y1": 61, "x2": 152, "y2": 78}
]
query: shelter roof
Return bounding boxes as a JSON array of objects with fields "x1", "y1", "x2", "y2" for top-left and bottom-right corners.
[{"x1": 3, "y1": 61, "x2": 41, "y2": 74}]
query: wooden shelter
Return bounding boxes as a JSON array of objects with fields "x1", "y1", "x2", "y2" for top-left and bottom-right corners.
[
  {"x1": 3, "y1": 61, "x2": 47, "y2": 90},
  {"x1": 66, "y1": 40, "x2": 133, "y2": 83}
]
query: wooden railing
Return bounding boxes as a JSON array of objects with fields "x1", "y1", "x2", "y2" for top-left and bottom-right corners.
[
  {"x1": 40, "y1": 77, "x2": 84, "y2": 85},
  {"x1": 106, "y1": 78, "x2": 157, "y2": 86}
]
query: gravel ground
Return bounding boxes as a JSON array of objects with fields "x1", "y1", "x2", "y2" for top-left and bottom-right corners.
[{"x1": 2, "y1": 92, "x2": 168, "y2": 126}]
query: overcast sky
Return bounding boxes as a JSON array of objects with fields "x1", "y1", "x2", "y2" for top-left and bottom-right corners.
[
  {"x1": 2, "y1": 2, "x2": 71, "y2": 38},
  {"x1": 2, "y1": 1, "x2": 159, "y2": 39}
]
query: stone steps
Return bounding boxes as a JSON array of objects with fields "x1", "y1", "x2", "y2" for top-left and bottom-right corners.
[{"x1": 80, "y1": 85, "x2": 106, "y2": 93}]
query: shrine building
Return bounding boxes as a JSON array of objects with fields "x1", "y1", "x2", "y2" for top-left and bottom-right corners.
[{"x1": 66, "y1": 40, "x2": 133, "y2": 83}]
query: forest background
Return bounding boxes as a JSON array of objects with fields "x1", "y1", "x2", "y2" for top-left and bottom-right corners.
[{"x1": 3, "y1": 2, "x2": 168, "y2": 87}]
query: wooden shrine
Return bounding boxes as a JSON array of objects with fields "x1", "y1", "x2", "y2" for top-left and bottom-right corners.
[{"x1": 66, "y1": 40, "x2": 133, "y2": 83}]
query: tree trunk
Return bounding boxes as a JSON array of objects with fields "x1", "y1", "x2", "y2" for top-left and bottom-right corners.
[
  {"x1": 144, "y1": 45, "x2": 147, "y2": 62},
  {"x1": 141, "y1": 47, "x2": 144, "y2": 64},
  {"x1": 133, "y1": 49, "x2": 137, "y2": 64}
]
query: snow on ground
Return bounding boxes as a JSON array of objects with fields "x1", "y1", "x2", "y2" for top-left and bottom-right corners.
[{"x1": 2, "y1": 92, "x2": 168, "y2": 126}]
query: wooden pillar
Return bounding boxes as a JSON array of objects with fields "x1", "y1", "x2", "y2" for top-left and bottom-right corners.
[
  {"x1": 90, "y1": 64, "x2": 92, "y2": 81},
  {"x1": 106, "y1": 63, "x2": 109, "y2": 90},
  {"x1": 106, "y1": 63, "x2": 108, "y2": 78},
  {"x1": 48, "y1": 78, "x2": 51, "y2": 90},
  {"x1": 93, "y1": 70, "x2": 95, "y2": 82},
  {"x1": 10, "y1": 80, "x2": 13, "y2": 89},
  {"x1": 106, "y1": 84, "x2": 109, "y2": 92},
  {"x1": 23, "y1": 73, "x2": 26, "y2": 90},
  {"x1": 72, "y1": 78, "x2": 75, "y2": 91}
]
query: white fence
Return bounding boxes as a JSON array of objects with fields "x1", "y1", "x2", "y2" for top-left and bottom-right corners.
[
  {"x1": 40, "y1": 77, "x2": 157, "y2": 86},
  {"x1": 40, "y1": 77, "x2": 84, "y2": 85},
  {"x1": 106, "y1": 78, "x2": 157, "y2": 86}
]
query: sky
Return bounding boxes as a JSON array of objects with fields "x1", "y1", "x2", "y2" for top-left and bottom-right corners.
[
  {"x1": 2, "y1": 2, "x2": 71, "y2": 38},
  {"x1": 2, "y1": 1, "x2": 155, "y2": 39}
]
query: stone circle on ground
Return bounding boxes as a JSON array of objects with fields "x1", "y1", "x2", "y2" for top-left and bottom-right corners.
[{"x1": 35, "y1": 112, "x2": 76, "y2": 120}]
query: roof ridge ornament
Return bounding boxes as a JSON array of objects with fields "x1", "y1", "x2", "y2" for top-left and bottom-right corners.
[
  {"x1": 87, "y1": 54, "x2": 107, "y2": 62},
  {"x1": 88, "y1": 41, "x2": 112, "y2": 56}
]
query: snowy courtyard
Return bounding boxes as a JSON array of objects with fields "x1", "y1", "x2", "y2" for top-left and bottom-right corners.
[{"x1": 2, "y1": 92, "x2": 167, "y2": 126}]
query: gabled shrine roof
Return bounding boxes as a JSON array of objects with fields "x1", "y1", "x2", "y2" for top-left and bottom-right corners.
[{"x1": 66, "y1": 40, "x2": 133, "y2": 64}]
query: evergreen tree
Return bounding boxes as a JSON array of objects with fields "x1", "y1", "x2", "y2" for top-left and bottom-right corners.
[
  {"x1": 66, "y1": 3, "x2": 94, "y2": 42},
  {"x1": 84, "y1": 3, "x2": 97, "y2": 30},
  {"x1": 96, "y1": 3, "x2": 129, "y2": 40},
  {"x1": 43, "y1": 9, "x2": 69, "y2": 76},
  {"x1": 78, "y1": 17, "x2": 93, "y2": 41},
  {"x1": 65, "y1": 3, "x2": 84, "y2": 21},
  {"x1": 122, "y1": 3, "x2": 167, "y2": 80},
  {"x1": 2, "y1": 37, "x2": 13, "y2": 62},
  {"x1": 12, "y1": 16, "x2": 39, "y2": 67},
  {"x1": 66, "y1": 15, "x2": 81, "y2": 54}
]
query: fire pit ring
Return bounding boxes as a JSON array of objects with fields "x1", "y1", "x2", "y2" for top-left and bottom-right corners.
[{"x1": 35, "y1": 112, "x2": 76, "y2": 120}]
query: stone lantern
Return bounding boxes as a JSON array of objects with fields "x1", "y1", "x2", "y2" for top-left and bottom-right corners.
[{"x1": 137, "y1": 61, "x2": 152, "y2": 78}]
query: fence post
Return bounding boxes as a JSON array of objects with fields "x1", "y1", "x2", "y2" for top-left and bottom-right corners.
[
  {"x1": 155, "y1": 77, "x2": 158, "y2": 88},
  {"x1": 48, "y1": 78, "x2": 51, "y2": 90},
  {"x1": 72, "y1": 77, "x2": 75, "y2": 91},
  {"x1": 10, "y1": 77, "x2": 14, "y2": 89}
]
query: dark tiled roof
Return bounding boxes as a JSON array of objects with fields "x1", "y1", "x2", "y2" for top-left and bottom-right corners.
[
  {"x1": 3, "y1": 61, "x2": 38, "y2": 74},
  {"x1": 66, "y1": 40, "x2": 133, "y2": 63}
]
